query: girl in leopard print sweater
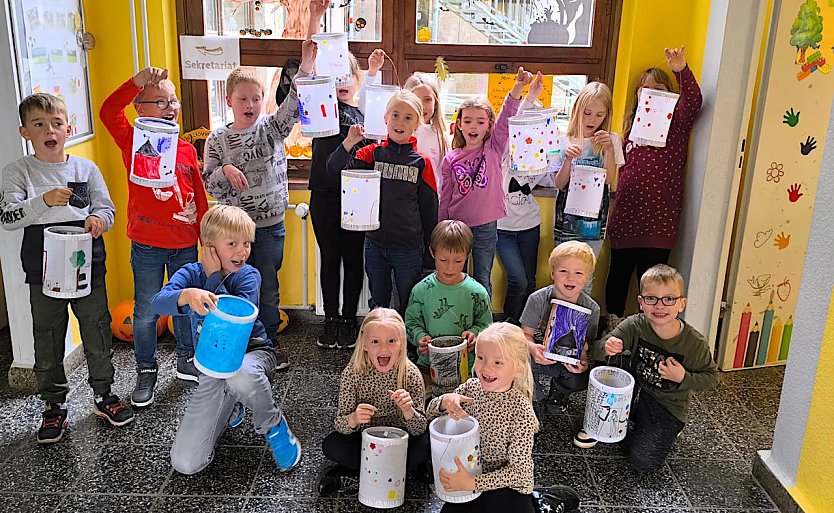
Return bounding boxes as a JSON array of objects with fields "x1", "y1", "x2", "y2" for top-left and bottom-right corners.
[
  {"x1": 427, "y1": 322, "x2": 541, "y2": 512},
  {"x1": 318, "y1": 308, "x2": 429, "y2": 496}
]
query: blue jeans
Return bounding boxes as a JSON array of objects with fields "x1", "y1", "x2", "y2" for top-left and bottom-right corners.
[
  {"x1": 496, "y1": 226, "x2": 540, "y2": 322},
  {"x1": 364, "y1": 239, "x2": 423, "y2": 316},
  {"x1": 470, "y1": 221, "x2": 498, "y2": 297},
  {"x1": 131, "y1": 242, "x2": 198, "y2": 367},
  {"x1": 248, "y1": 222, "x2": 286, "y2": 338}
]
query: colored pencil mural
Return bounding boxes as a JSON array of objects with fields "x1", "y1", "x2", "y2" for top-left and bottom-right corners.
[
  {"x1": 779, "y1": 316, "x2": 794, "y2": 360},
  {"x1": 734, "y1": 303, "x2": 752, "y2": 368},
  {"x1": 756, "y1": 292, "x2": 776, "y2": 365},
  {"x1": 766, "y1": 316, "x2": 783, "y2": 363},
  {"x1": 727, "y1": 295, "x2": 795, "y2": 370},
  {"x1": 744, "y1": 322, "x2": 760, "y2": 368}
]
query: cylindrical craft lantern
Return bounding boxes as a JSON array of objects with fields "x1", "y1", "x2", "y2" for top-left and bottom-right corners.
[
  {"x1": 583, "y1": 366, "x2": 635, "y2": 443},
  {"x1": 429, "y1": 416, "x2": 482, "y2": 503},
  {"x1": 341, "y1": 170, "x2": 381, "y2": 231},
  {"x1": 311, "y1": 32, "x2": 353, "y2": 86},
  {"x1": 528, "y1": 106, "x2": 563, "y2": 167},
  {"x1": 194, "y1": 295, "x2": 258, "y2": 378},
  {"x1": 565, "y1": 165, "x2": 606, "y2": 218},
  {"x1": 364, "y1": 84, "x2": 400, "y2": 140},
  {"x1": 297, "y1": 76, "x2": 340, "y2": 138},
  {"x1": 428, "y1": 336, "x2": 469, "y2": 396},
  {"x1": 130, "y1": 117, "x2": 179, "y2": 188},
  {"x1": 508, "y1": 114, "x2": 547, "y2": 177},
  {"x1": 42, "y1": 226, "x2": 92, "y2": 299},
  {"x1": 359, "y1": 427, "x2": 409, "y2": 509}
]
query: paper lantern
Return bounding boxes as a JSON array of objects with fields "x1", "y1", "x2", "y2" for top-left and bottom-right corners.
[
  {"x1": 583, "y1": 366, "x2": 635, "y2": 443},
  {"x1": 542, "y1": 299, "x2": 593, "y2": 366},
  {"x1": 130, "y1": 117, "x2": 179, "y2": 188},
  {"x1": 364, "y1": 84, "x2": 400, "y2": 140},
  {"x1": 428, "y1": 336, "x2": 469, "y2": 396},
  {"x1": 528, "y1": 106, "x2": 564, "y2": 170},
  {"x1": 629, "y1": 87, "x2": 680, "y2": 147},
  {"x1": 564, "y1": 164, "x2": 606, "y2": 218},
  {"x1": 341, "y1": 170, "x2": 381, "y2": 231},
  {"x1": 42, "y1": 226, "x2": 92, "y2": 299},
  {"x1": 359, "y1": 427, "x2": 409, "y2": 509},
  {"x1": 297, "y1": 76, "x2": 340, "y2": 138},
  {"x1": 194, "y1": 295, "x2": 258, "y2": 378},
  {"x1": 430, "y1": 416, "x2": 482, "y2": 503},
  {"x1": 311, "y1": 32, "x2": 353, "y2": 86},
  {"x1": 508, "y1": 114, "x2": 547, "y2": 177}
]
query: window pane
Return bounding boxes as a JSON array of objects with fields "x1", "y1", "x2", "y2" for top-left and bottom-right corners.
[
  {"x1": 431, "y1": 72, "x2": 586, "y2": 131},
  {"x1": 416, "y1": 0, "x2": 594, "y2": 46},
  {"x1": 208, "y1": 66, "x2": 312, "y2": 159},
  {"x1": 212, "y1": 0, "x2": 381, "y2": 41}
]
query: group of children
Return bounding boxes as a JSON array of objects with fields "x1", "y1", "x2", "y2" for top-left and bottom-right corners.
[{"x1": 0, "y1": 5, "x2": 717, "y2": 508}]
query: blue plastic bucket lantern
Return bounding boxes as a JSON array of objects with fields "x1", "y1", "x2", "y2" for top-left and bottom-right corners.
[{"x1": 194, "y1": 295, "x2": 258, "y2": 378}]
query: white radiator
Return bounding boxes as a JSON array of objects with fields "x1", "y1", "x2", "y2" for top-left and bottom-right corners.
[{"x1": 314, "y1": 245, "x2": 372, "y2": 317}]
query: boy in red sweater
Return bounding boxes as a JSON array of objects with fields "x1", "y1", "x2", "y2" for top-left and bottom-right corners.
[{"x1": 100, "y1": 67, "x2": 209, "y2": 408}]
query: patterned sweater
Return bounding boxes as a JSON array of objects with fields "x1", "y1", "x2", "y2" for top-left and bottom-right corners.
[
  {"x1": 427, "y1": 379, "x2": 537, "y2": 495},
  {"x1": 334, "y1": 362, "x2": 427, "y2": 436},
  {"x1": 607, "y1": 66, "x2": 702, "y2": 250}
]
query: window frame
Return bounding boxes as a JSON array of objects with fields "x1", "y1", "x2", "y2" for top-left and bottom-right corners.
[{"x1": 176, "y1": 0, "x2": 622, "y2": 133}]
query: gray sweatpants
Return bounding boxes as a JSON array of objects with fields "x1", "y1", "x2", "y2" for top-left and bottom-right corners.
[{"x1": 170, "y1": 348, "x2": 280, "y2": 475}]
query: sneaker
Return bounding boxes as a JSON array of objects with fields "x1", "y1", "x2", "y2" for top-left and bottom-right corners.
[
  {"x1": 274, "y1": 345, "x2": 290, "y2": 371},
  {"x1": 131, "y1": 365, "x2": 158, "y2": 408},
  {"x1": 607, "y1": 313, "x2": 623, "y2": 332},
  {"x1": 573, "y1": 429, "x2": 598, "y2": 449},
  {"x1": 228, "y1": 402, "x2": 245, "y2": 428},
  {"x1": 532, "y1": 485, "x2": 581, "y2": 513},
  {"x1": 37, "y1": 403, "x2": 68, "y2": 444},
  {"x1": 94, "y1": 393, "x2": 135, "y2": 427},
  {"x1": 316, "y1": 316, "x2": 339, "y2": 348},
  {"x1": 336, "y1": 316, "x2": 357, "y2": 350},
  {"x1": 176, "y1": 355, "x2": 200, "y2": 382},
  {"x1": 266, "y1": 418, "x2": 302, "y2": 472},
  {"x1": 546, "y1": 390, "x2": 569, "y2": 414},
  {"x1": 316, "y1": 464, "x2": 359, "y2": 496}
]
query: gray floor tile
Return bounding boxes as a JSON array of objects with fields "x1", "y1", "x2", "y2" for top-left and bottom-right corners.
[
  {"x1": 720, "y1": 366, "x2": 785, "y2": 389},
  {"x1": 163, "y1": 446, "x2": 265, "y2": 496},
  {"x1": 534, "y1": 454, "x2": 601, "y2": 505},
  {"x1": 0, "y1": 493, "x2": 62, "y2": 513},
  {"x1": 0, "y1": 441, "x2": 101, "y2": 492},
  {"x1": 282, "y1": 374, "x2": 342, "y2": 410},
  {"x1": 338, "y1": 499, "x2": 430, "y2": 512},
  {"x1": 669, "y1": 416, "x2": 739, "y2": 459},
  {"x1": 152, "y1": 495, "x2": 247, "y2": 512},
  {"x1": 71, "y1": 444, "x2": 170, "y2": 494},
  {"x1": 667, "y1": 459, "x2": 776, "y2": 509},
  {"x1": 243, "y1": 497, "x2": 338, "y2": 512},
  {"x1": 588, "y1": 458, "x2": 688, "y2": 508},
  {"x1": 251, "y1": 447, "x2": 325, "y2": 498},
  {"x1": 60, "y1": 493, "x2": 156, "y2": 512}
]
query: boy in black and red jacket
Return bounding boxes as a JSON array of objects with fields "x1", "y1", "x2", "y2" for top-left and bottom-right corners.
[{"x1": 327, "y1": 90, "x2": 438, "y2": 317}]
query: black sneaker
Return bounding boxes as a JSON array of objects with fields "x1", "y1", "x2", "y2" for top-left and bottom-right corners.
[
  {"x1": 131, "y1": 365, "x2": 158, "y2": 408},
  {"x1": 94, "y1": 393, "x2": 135, "y2": 427},
  {"x1": 37, "y1": 403, "x2": 68, "y2": 444},
  {"x1": 546, "y1": 390, "x2": 569, "y2": 414},
  {"x1": 336, "y1": 317, "x2": 356, "y2": 350},
  {"x1": 316, "y1": 316, "x2": 339, "y2": 348},
  {"x1": 316, "y1": 464, "x2": 359, "y2": 496},
  {"x1": 532, "y1": 485, "x2": 580, "y2": 513},
  {"x1": 274, "y1": 345, "x2": 290, "y2": 371},
  {"x1": 176, "y1": 355, "x2": 200, "y2": 382}
]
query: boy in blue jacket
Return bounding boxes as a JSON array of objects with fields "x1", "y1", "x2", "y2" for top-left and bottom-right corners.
[{"x1": 150, "y1": 205, "x2": 300, "y2": 474}]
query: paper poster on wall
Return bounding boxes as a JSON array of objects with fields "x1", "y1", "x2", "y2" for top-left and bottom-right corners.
[
  {"x1": 10, "y1": 0, "x2": 93, "y2": 143},
  {"x1": 628, "y1": 88, "x2": 679, "y2": 147},
  {"x1": 180, "y1": 35, "x2": 241, "y2": 81},
  {"x1": 487, "y1": 73, "x2": 553, "y2": 115}
]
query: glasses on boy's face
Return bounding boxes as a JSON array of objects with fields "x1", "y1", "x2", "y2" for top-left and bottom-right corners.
[
  {"x1": 639, "y1": 295, "x2": 682, "y2": 306},
  {"x1": 137, "y1": 99, "x2": 181, "y2": 110}
]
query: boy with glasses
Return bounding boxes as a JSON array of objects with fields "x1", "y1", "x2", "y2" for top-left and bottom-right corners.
[
  {"x1": 100, "y1": 67, "x2": 209, "y2": 408},
  {"x1": 586, "y1": 264, "x2": 718, "y2": 471}
]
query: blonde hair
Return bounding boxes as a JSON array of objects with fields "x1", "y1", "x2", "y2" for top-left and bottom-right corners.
[
  {"x1": 404, "y1": 73, "x2": 450, "y2": 160},
  {"x1": 566, "y1": 82, "x2": 613, "y2": 155},
  {"x1": 19, "y1": 93, "x2": 67, "y2": 125},
  {"x1": 200, "y1": 205, "x2": 256, "y2": 244},
  {"x1": 622, "y1": 68, "x2": 676, "y2": 139},
  {"x1": 226, "y1": 67, "x2": 265, "y2": 97},
  {"x1": 349, "y1": 308, "x2": 411, "y2": 389},
  {"x1": 430, "y1": 220, "x2": 473, "y2": 255},
  {"x1": 640, "y1": 264, "x2": 685, "y2": 296},
  {"x1": 385, "y1": 90, "x2": 423, "y2": 121},
  {"x1": 451, "y1": 98, "x2": 496, "y2": 149},
  {"x1": 475, "y1": 322, "x2": 539, "y2": 431},
  {"x1": 548, "y1": 241, "x2": 597, "y2": 275},
  {"x1": 347, "y1": 52, "x2": 361, "y2": 81}
]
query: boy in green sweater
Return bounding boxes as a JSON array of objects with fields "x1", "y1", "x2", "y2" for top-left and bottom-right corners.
[
  {"x1": 591, "y1": 264, "x2": 718, "y2": 471},
  {"x1": 405, "y1": 220, "x2": 492, "y2": 374}
]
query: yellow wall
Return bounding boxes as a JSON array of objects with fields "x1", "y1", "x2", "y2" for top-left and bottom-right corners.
[{"x1": 789, "y1": 289, "x2": 834, "y2": 513}]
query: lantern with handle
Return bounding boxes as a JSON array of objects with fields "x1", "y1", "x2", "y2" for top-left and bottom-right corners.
[
  {"x1": 311, "y1": 32, "x2": 353, "y2": 86},
  {"x1": 364, "y1": 84, "x2": 400, "y2": 140},
  {"x1": 508, "y1": 114, "x2": 547, "y2": 177},
  {"x1": 297, "y1": 76, "x2": 339, "y2": 138}
]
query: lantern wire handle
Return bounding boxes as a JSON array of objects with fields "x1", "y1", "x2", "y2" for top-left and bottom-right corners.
[{"x1": 384, "y1": 53, "x2": 401, "y2": 87}]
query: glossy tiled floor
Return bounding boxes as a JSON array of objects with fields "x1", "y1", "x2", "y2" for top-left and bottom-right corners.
[{"x1": 0, "y1": 314, "x2": 782, "y2": 512}]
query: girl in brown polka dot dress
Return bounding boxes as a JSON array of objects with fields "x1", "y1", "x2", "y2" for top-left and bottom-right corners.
[{"x1": 605, "y1": 48, "x2": 703, "y2": 331}]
